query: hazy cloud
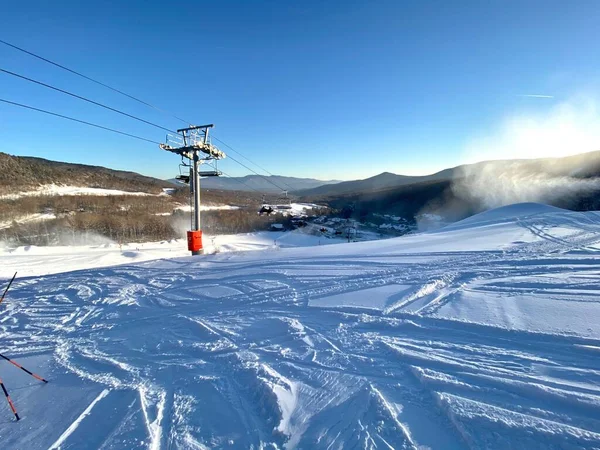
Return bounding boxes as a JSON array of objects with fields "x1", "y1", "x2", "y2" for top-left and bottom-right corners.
[
  {"x1": 518, "y1": 94, "x2": 554, "y2": 98},
  {"x1": 464, "y1": 96, "x2": 600, "y2": 162}
]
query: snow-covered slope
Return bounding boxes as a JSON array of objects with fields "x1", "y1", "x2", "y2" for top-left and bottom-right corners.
[
  {"x1": 0, "y1": 231, "x2": 343, "y2": 278},
  {"x1": 1, "y1": 203, "x2": 600, "y2": 449},
  {"x1": 0, "y1": 184, "x2": 162, "y2": 200},
  {"x1": 443, "y1": 202, "x2": 567, "y2": 229}
]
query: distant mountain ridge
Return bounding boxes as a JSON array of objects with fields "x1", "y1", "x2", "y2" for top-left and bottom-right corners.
[
  {"x1": 295, "y1": 169, "x2": 456, "y2": 196},
  {"x1": 297, "y1": 151, "x2": 600, "y2": 198},
  {"x1": 168, "y1": 174, "x2": 341, "y2": 193},
  {"x1": 0, "y1": 152, "x2": 172, "y2": 194}
]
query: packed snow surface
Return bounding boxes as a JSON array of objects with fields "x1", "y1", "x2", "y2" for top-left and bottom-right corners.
[
  {"x1": 0, "y1": 203, "x2": 600, "y2": 449},
  {"x1": 0, "y1": 231, "x2": 342, "y2": 278}
]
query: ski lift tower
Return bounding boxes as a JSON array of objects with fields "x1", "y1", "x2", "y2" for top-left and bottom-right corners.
[{"x1": 160, "y1": 124, "x2": 226, "y2": 255}]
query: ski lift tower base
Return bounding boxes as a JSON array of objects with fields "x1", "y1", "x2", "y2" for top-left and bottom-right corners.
[
  {"x1": 159, "y1": 124, "x2": 226, "y2": 256},
  {"x1": 187, "y1": 230, "x2": 203, "y2": 254}
]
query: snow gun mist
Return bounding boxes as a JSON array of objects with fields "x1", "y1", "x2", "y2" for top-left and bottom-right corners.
[
  {"x1": 459, "y1": 97, "x2": 600, "y2": 207},
  {"x1": 417, "y1": 97, "x2": 600, "y2": 229}
]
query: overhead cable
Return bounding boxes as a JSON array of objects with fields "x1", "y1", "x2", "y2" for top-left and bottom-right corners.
[
  {"x1": 211, "y1": 168, "x2": 265, "y2": 194},
  {"x1": 0, "y1": 67, "x2": 174, "y2": 133},
  {"x1": 225, "y1": 154, "x2": 290, "y2": 192},
  {"x1": 0, "y1": 38, "x2": 189, "y2": 124},
  {"x1": 211, "y1": 136, "x2": 298, "y2": 192},
  {"x1": 0, "y1": 98, "x2": 161, "y2": 144}
]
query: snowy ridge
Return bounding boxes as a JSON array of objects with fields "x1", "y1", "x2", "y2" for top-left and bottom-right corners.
[
  {"x1": 443, "y1": 202, "x2": 568, "y2": 230},
  {"x1": 0, "y1": 203, "x2": 599, "y2": 448},
  {"x1": 0, "y1": 184, "x2": 160, "y2": 200}
]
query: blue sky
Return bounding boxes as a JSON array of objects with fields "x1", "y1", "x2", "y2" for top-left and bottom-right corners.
[{"x1": 1, "y1": 0, "x2": 600, "y2": 181}]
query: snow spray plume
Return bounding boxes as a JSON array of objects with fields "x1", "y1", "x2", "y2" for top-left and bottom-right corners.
[
  {"x1": 417, "y1": 97, "x2": 600, "y2": 227},
  {"x1": 0, "y1": 227, "x2": 115, "y2": 247},
  {"x1": 170, "y1": 213, "x2": 192, "y2": 239},
  {"x1": 54, "y1": 229, "x2": 115, "y2": 246},
  {"x1": 453, "y1": 160, "x2": 600, "y2": 210}
]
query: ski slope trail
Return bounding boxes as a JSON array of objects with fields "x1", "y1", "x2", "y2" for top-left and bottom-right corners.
[{"x1": 0, "y1": 203, "x2": 600, "y2": 449}]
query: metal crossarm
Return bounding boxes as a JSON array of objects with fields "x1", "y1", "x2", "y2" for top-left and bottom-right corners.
[{"x1": 159, "y1": 143, "x2": 225, "y2": 160}]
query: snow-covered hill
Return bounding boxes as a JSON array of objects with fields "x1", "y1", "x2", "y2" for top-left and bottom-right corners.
[
  {"x1": 0, "y1": 203, "x2": 599, "y2": 449},
  {"x1": 0, "y1": 152, "x2": 171, "y2": 195}
]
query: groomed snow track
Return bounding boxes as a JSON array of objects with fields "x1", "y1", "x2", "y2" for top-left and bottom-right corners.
[{"x1": 0, "y1": 203, "x2": 600, "y2": 449}]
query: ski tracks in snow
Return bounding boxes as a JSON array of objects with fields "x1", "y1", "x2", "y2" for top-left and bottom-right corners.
[{"x1": 0, "y1": 211, "x2": 600, "y2": 448}]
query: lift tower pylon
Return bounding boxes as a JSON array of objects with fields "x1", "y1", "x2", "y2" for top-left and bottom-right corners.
[{"x1": 160, "y1": 124, "x2": 226, "y2": 255}]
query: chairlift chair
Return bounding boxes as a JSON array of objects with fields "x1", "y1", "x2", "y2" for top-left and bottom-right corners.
[
  {"x1": 175, "y1": 162, "x2": 191, "y2": 184},
  {"x1": 259, "y1": 205, "x2": 274, "y2": 215},
  {"x1": 275, "y1": 190, "x2": 292, "y2": 210}
]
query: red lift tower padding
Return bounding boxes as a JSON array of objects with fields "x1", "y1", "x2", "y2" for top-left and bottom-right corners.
[{"x1": 187, "y1": 230, "x2": 203, "y2": 252}]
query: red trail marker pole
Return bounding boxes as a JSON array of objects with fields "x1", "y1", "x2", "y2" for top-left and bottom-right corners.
[
  {"x1": 0, "y1": 272, "x2": 17, "y2": 306},
  {"x1": 0, "y1": 377, "x2": 19, "y2": 421},
  {"x1": 0, "y1": 272, "x2": 48, "y2": 420},
  {"x1": 0, "y1": 353, "x2": 48, "y2": 383}
]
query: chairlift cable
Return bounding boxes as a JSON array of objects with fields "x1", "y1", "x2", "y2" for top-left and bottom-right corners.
[
  {"x1": 0, "y1": 38, "x2": 190, "y2": 124},
  {"x1": 0, "y1": 98, "x2": 161, "y2": 144},
  {"x1": 225, "y1": 154, "x2": 290, "y2": 193},
  {"x1": 0, "y1": 68, "x2": 174, "y2": 133},
  {"x1": 205, "y1": 163, "x2": 264, "y2": 194},
  {"x1": 210, "y1": 136, "x2": 298, "y2": 192}
]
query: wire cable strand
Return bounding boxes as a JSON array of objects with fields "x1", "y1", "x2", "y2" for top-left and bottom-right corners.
[
  {"x1": 211, "y1": 136, "x2": 276, "y2": 177},
  {"x1": 0, "y1": 98, "x2": 161, "y2": 145},
  {"x1": 225, "y1": 154, "x2": 291, "y2": 192},
  {"x1": 0, "y1": 38, "x2": 190, "y2": 124},
  {"x1": 205, "y1": 164, "x2": 265, "y2": 194},
  {"x1": 0, "y1": 67, "x2": 174, "y2": 133},
  {"x1": 211, "y1": 136, "x2": 298, "y2": 192}
]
